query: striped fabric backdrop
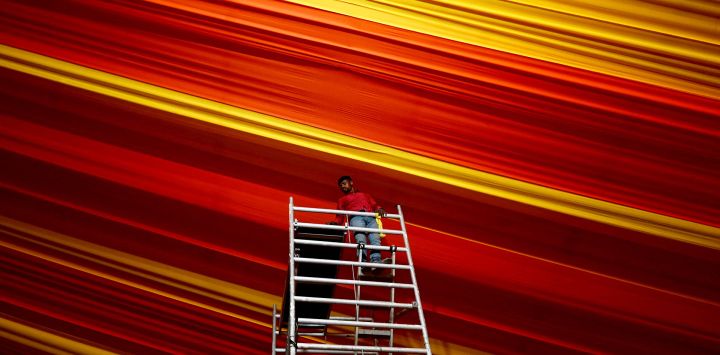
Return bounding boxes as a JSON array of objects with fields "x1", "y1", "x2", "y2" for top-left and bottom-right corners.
[{"x1": 1, "y1": 1, "x2": 718, "y2": 353}]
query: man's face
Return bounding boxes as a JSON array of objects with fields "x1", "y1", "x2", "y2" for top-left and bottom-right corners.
[{"x1": 339, "y1": 179, "x2": 353, "y2": 194}]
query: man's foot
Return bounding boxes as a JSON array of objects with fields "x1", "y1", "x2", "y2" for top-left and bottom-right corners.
[
  {"x1": 371, "y1": 258, "x2": 393, "y2": 275},
  {"x1": 358, "y1": 267, "x2": 374, "y2": 277}
]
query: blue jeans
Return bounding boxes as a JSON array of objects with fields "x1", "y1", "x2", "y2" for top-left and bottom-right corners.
[{"x1": 349, "y1": 215, "x2": 382, "y2": 263}]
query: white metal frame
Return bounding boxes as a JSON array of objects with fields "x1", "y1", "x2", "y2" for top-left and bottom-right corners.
[
  {"x1": 273, "y1": 197, "x2": 431, "y2": 355},
  {"x1": 288, "y1": 198, "x2": 297, "y2": 354}
]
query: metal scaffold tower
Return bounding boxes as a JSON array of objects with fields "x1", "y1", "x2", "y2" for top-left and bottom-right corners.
[{"x1": 272, "y1": 197, "x2": 431, "y2": 354}]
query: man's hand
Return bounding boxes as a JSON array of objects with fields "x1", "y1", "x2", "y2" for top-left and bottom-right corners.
[{"x1": 375, "y1": 208, "x2": 387, "y2": 217}]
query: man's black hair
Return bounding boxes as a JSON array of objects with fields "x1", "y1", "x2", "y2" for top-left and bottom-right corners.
[{"x1": 337, "y1": 175, "x2": 352, "y2": 186}]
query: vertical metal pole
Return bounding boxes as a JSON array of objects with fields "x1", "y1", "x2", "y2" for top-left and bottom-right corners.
[
  {"x1": 349, "y1": 215, "x2": 360, "y2": 355},
  {"x1": 354, "y1": 250, "x2": 362, "y2": 354},
  {"x1": 288, "y1": 197, "x2": 297, "y2": 355},
  {"x1": 272, "y1": 304, "x2": 277, "y2": 355},
  {"x1": 398, "y1": 205, "x2": 432, "y2": 354},
  {"x1": 389, "y1": 251, "x2": 396, "y2": 353}
]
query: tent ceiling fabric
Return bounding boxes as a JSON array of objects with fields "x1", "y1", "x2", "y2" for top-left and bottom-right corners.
[{"x1": 1, "y1": 0, "x2": 719, "y2": 354}]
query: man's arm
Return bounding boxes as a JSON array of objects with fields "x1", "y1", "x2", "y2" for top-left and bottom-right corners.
[
  {"x1": 369, "y1": 194, "x2": 386, "y2": 217},
  {"x1": 331, "y1": 199, "x2": 344, "y2": 225}
]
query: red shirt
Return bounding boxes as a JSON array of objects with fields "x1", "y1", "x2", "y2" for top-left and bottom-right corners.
[{"x1": 336, "y1": 191, "x2": 381, "y2": 224}]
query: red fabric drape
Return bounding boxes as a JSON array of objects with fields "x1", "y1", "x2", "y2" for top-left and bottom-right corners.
[{"x1": 1, "y1": 0, "x2": 719, "y2": 353}]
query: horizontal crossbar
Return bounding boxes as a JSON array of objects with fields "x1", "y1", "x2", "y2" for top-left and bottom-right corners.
[
  {"x1": 295, "y1": 296, "x2": 416, "y2": 308},
  {"x1": 294, "y1": 257, "x2": 410, "y2": 269},
  {"x1": 275, "y1": 349, "x2": 379, "y2": 354},
  {"x1": 296, "y1": 344, "x2": 425, "y2": 353},
  {"x1": 293, "y1": 276, "x2": 415, "y2": 289},
  {"x1": 330, "y1": 316, "x2": 373, "y2": 321},
  {"x1": 298, "y1": 318, "x2": 423, "y2": 330},
  {"x1": 293, "y1": 206, "x2": 401, "y2": 219},
  {"x1": 295, "y1": 222, "x2": 404, "y2": 235},
  {"x1": 294, "y1": 238, "x2": 407, "y2": 252}
]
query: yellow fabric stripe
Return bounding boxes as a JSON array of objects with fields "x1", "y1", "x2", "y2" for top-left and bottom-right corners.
[
  {"x1": 0, "y1": 225, "x2": 345, "y2": 343},
  {"x1": 0, "y1": 216, "x2": 277, "y2": 318},
  {"x1": 287, "y1": 0, "x2": 720, "y2": 99},
  {"x1": 506, "y1": 0, "x2": 719, "y2": 45},
  {"x1": 0, "y1": 330, "x2": 73, "y2": 355},
  {"x1": 0, "y1": 318, "x2": 116, "y2": 355},
  {"x1": 0, "y1": 44, "x2": 717, "y2": 249},
  {"x1": 0, "y1": 218, "x2": 477, "y2": 354}
]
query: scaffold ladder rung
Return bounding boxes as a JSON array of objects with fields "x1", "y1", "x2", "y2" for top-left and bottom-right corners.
[
  {"x1": 298, "y1": 318, "x2": 422, "y2": 330},
  {"x1": 293, "y1": 276, "x2": 415, "y2": 289},
  {"x1": 293, "y1": 206, "x2": 401, "y2": 219},
  {"x1": 294, "y1": 221, "x2": 405, "y2": 235},
  {"x1": 294, "y1": 256, "x2": 411, "y2": 269},
  {"x1": 297, "y1": 343, "x2": 427, "y2": 353},
  {"x1": 295, "y1": 296, "x2": 416, "y2": 308},
  {"x1": 276, "y1": 349, "x2": 379, "y2": 354},
  {"x1": 293, "y1": 238, "x2": 408, "y2": 252},
  {"x1": 330, "y1": 316, "x2": 373, "y2": 321}
]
